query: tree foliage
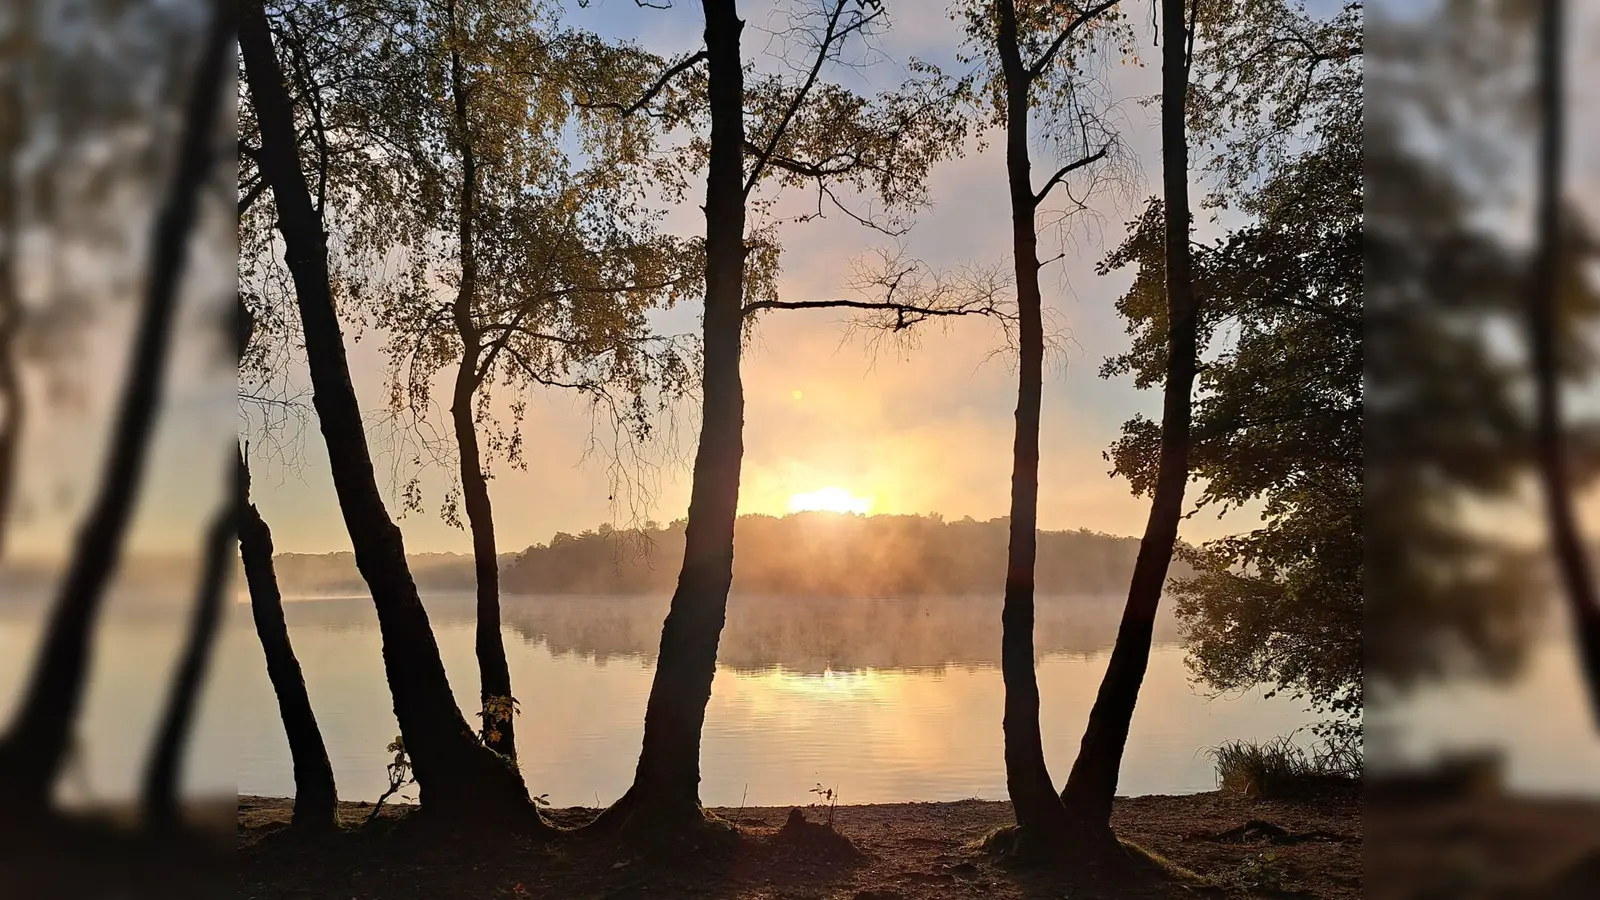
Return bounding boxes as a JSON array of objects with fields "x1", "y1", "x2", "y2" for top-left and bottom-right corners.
[{"x1": 1101, "y1": 0, "x2": 1361, "y2": 734}]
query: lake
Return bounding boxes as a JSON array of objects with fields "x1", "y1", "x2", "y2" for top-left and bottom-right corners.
[{"x1": 2, "y1": 591, "x2": 1321, "y2": 807}]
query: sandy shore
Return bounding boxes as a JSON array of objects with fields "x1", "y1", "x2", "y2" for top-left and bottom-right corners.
[{"x1": 239, "y1": 788, "x2": 1361, "y2": 899}]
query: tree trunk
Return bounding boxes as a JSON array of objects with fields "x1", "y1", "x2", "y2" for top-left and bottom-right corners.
[
  {"x1": 141, "y1": 460, "x2": 236, "y2": 829},
  {"x1": 995, "y1": 0, "x2": 1072, "y2": 839},
  {"x1": 0, "y1": 37, "x2": 23, "y2": 561},
  {"x1": 1527, "y1": 0, "x2": 1600, "y2": 728},
  {"x1": 445, "y1": 6, "x2": 517, "y2": 762},
  {"x1": 453, "y1": 341, "x2": 519, "y2": 760},
  {"x1": 1062, "y1": 0, "x2": 1198, "y2": 826},
  {"x1": 239, "y1": 2, "x2": 536, "y2": 824},
  {"x1": 0, "y1": 6, "x2": 230, "y2": 812},
  {"x1": 239, "y1": 451, "x2": 338, "y2": 829},
  {"x1": 594, "y1": 0, "x2": 747, "y2": 831}
]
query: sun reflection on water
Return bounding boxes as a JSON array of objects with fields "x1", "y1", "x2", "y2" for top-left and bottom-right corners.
[{"x1": 750, "y1": 666, "x2": 888, "y2": 700}]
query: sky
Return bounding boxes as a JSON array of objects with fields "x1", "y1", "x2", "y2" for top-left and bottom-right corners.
[
  {"x1": 240, "y1": 0, "x2": 1249, "y2": 557},
  {"x1": 247, "y1": 0, "x2": 1255, "y2": 556},
  {"x1": 7, "y1": 0, "x2": 1263, "y2": 562}
]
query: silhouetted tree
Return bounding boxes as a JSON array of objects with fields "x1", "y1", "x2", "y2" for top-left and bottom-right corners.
[
  {"x1": 1103, "y1": 1, "x2": 1362, "y2": 738},
  {"x1": 241, "y1": 449, "x2": 339, "y2": 828},
  {"x1": 0, "y1": 3, "x2": 232, "y2": 812},
  {"x1": 236, "y1": 296, "x2": 337, "y2": 828},
  {"x1": 239, "y1": 0, "x2": 539, "y2": 825},
  {"x1": 1526, "y1": 0, "x2": 1600, "y2": 726},
  {"x1": 584, "y1": 0, "x2": 983, "y2": 836},
  {"x1": 1061, "y1": 0, "x2": 1197, "y2": 828},
  {"x1": 952, "y1": 0, "x2": 1124, "y2": 848}
]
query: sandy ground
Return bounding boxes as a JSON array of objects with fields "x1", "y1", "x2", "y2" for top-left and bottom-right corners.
[
  {"x1": 1367, "y1": 793, "x2": 1600, "y2": 900},
  {"x1": 238, "y1": 787, "x2": 1361, "y2": 899}
]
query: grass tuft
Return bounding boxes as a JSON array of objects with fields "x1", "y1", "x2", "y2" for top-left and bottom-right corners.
[{"x1": 1209, "y1": 732, "x2": 1361, "y2": 800}]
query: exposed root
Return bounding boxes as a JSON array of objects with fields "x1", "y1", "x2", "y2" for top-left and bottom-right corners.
[
  {"x1": 1118, "y1": 837, "x2": 1212, "y2": 887},
  {"x1": 1209, "y1": 818, "x2": 1356, "y2": 846},
  {"x1": 976, "y1": 820, "x2": 1211, "y2": 892}
]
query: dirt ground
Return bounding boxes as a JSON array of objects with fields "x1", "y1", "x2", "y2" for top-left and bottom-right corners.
[
  {"x1": 1366, "y1": 793, "x2": 1600, "y2": 900},
  {"x1": 238, "y1": 786, "x2": 1362, "y2": 900}
]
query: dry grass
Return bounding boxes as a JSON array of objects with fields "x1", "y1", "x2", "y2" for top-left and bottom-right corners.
[{"x1": 1208, "y1": 732, "x2": 1361, "y2": 800}]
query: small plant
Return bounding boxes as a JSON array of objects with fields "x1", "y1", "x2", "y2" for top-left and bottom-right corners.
[
  {"x1": 1209, "y1": 730, "x2": 1361, "y2": 800},
  {"x1": 368, "y1": 735, "x2": 416, "y2": 823},
  {"x1": 1235, "y1": 851, "x2": 1286, "y2": 891},
  {"x1": 808, "y1": 783, "x2": 839, "y2": 827},
  {"x1": 532, "y1": 792, "x2": 552, "y2": 808},
  {"x1": 478, "y1": 695, "x2": 520, "y2": 747}
]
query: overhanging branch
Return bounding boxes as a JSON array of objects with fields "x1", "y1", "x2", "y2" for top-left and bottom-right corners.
[{"x1": 1034, "y1": 144, "x2": 1109, "y2": 204}]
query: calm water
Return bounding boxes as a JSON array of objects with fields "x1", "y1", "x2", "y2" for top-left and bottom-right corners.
[{"x1": 2, "y1": 591, "x2": 1326, "y2": 807}]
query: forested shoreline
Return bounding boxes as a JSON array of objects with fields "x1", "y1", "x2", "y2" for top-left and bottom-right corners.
[{"x1": 246, "y1": 513, "x2": 1194, "y2": 598}]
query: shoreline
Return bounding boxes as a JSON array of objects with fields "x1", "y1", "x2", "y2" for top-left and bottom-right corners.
[{"x1": 240, "y1": 788, "x2": 1362, "y2": 899}]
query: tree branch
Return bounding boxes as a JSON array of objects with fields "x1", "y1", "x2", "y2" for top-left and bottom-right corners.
[
  {"x1": 743, "y1": 0, "x2": 863, "y2": 195},
  {"x1": 238, "y1": 174, "x2": 268, "y2": 217},
  {"x1": 1027, "y1": 0, "x2": 1121, "y2": 81},
  {"x1": 1034, "y1": 143, "x2": 1109, "y2": 204},
  {"x1": 576, "y1": 49, "x2": 706, "y2": 118}
]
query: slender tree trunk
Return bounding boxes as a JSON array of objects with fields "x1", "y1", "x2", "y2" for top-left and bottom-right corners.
[
  {"x1": 1061, "y1": 0, "x2": 1198, "y2": 826},
  {"x1": 239, "y1": 2, "x2": 536, "y2": 824},
  {"x1": 0, "y1": 5, "x2": 230, "y2": 812},
  {"x1": 594, "y1": 0, "x2": 747, "y2": 831},
  {"x1": 0, "y1": 36, "x2": 23, "y2": 560},
  {"x1": 995, "y1": 0, "x2": 1072, "y2": 838},
  {"x1": 239, "y1": 450, "x2": 338, "y2": 829},
  {"x1": 1527, "y1": 0, "x2": 1600, "y2": 727},
  {"x1": 141, "y1": 460, "x2": 236, "y2": 829},
  {"x1": 453, "y1": 339, "x2": 519, "y2": 760},
  {"x1": 445, "y1": 4, "x2": 517, "y2": 761}
]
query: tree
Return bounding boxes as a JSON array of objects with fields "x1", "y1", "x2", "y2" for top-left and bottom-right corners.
[
  {"x1": 1525, "y1": 0, "x2": 1600, "y2": 726},
  {"x1": 362, "y1": 0, "x2": 698, "y2": 761},
  {"x1": 583, "y1": 0, "x2": 984, "y2": 836},
  {"x1": 0, "y1": 2, "x2": 233, "y2": 812},
  {"x1": 240, "y1": 449, "x2": 340, "y2": 828},
  {"x1": 0, "y1": 9, "x2": 24, "y2": 558},
  {"x1": 1096, "y1": 2, "x2": 1362, "y2": 737},
  {"x1": 235, "y1": 297, "x2": 338, "y2": 829},
  {"x1": 239, "y1": 0, "x2": 541, "y2": 825},
  {"x1": 241, "y1": 0, "x2": 699, "y2": 765},
  {"x1": 1060, "y1": 0, "x2": 1198, "y2": 828},
  {"x1": 949, "y1": 0, "x2": 1124, "y2": 849}
]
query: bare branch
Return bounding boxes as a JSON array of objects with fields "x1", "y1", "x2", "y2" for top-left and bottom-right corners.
[
  {"x1": 575, "y1": 49, "x2": 706, "y2": 118},
  {"x1": 743, "y1": 0, "x2": 870, "y2": 195},
  {"x1": 1027, "y1": 0, "x2": 1121, "y2": 81},
  {"x1": 1034, "y1": 142, "x2": 1109, "y2": 204}
]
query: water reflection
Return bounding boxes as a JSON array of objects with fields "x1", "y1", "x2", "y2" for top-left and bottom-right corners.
[{"x1": 233, "y1": 593, "x2": 1306, "y2": 807}]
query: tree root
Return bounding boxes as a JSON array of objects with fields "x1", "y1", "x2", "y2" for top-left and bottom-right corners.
[
  {"x1": 579, "y1": 785, "x2": 741, "y2": 855},
  {"x1": 977, "y1": 820, "x2": 1209, "y2": 891}
]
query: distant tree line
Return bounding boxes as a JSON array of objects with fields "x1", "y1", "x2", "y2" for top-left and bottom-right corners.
[
  {"x1": 248, "y1": 514, "x2": 1193, "y2": 599},
  {"x1": 503, "y1": 513, "x2": 1192, "y2": 598}
]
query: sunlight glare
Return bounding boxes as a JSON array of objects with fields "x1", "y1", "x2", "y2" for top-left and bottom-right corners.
[{"x1": 786, "y1": 486, "x2": 874, "y2": 515}]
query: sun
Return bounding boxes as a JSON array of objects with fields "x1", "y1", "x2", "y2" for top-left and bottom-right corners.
[{"x1": 786, "y1": 486, "x2": 874, "y2": 516}]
